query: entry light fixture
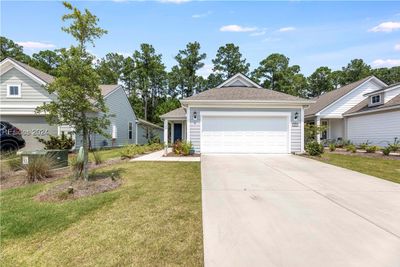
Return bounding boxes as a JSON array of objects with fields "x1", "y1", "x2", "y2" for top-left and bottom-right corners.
[
  {"x1": 294, "y1": 112, "x2": 299, "y2": 122},
  {"x1": 193, "y1": 111, "x2": 198, "y2": 121}
]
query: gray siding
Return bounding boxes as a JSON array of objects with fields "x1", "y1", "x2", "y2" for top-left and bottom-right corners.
[
  {"x1": 1, "y1": 115, "x2": 58, "y2": 150},
  {"x1": 0, "y1": 68, "x2": 54, "y2": 114},
  {"x1": 188, "y1": 107, "x2": 302, "y2": 153},
  {"x1": 75, "y1": 87, "x2": 137, "y2": 149},
  {"x1": 137, "y1": 124, "x2": 163, "y2": 145}
]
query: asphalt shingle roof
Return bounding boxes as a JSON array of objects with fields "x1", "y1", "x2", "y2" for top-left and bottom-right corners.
[
  {"x1": 183, "y1": 87, "x2": 308, "y2": 102},
  {"x1": 160, "y1": 107, "x2": 186, "y2": 118},
  {"x1": 344, "y1": 94, "x2": 400, "y2": 115},
  {"x1": 304, "y1": 76, "x2": 373, "y2": 117}
]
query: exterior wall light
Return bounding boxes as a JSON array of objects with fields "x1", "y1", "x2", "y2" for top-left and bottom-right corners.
[
  {"x1": 294, "y1": 112, "x2": 299, "y2": 122},
  {"x1": 193, "y1": 111, "x2": 198, "y2": 121}
]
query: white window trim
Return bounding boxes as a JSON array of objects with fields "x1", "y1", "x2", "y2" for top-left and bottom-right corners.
[
  {"x1": 128, "y1": 121, "x2": 133, "y2": 140},
  {"x1": 7, "y1": 84, "x2": 22, "y2": 98},
  {"x1": 370, "y1": 94, "x2": 382, "y2": 105}
]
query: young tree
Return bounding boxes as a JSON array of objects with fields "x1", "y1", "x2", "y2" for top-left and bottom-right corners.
[
  {"x1": 212, "y1": 43, "x2": 250, "y2": 79},
  {"x1": 171, "y1": 42, "x2": 206, "y2": 97},
  {"x1": 37, "y1": 2, "x2": 109, "y2": 181},
  {"x1": 307, "y1": 66, "x2": 334, "y2": 97}
]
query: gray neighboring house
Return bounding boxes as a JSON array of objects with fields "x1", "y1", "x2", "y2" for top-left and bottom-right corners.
[
  {"x1": 305, "y1": 75, "x2": 400, "y2": 146},
  {"x1": 0, "y1": 57, "x2": 163, "y2": 150},
  {"x1": 161, "y1": 73, "x2": 314, "y2": 154}
]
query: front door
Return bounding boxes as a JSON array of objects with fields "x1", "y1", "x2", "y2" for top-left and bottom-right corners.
[{"x1": 173, "y1": 123, "x2": 182, "y2": 142}]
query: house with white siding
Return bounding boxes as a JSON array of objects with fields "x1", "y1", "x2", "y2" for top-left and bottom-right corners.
[
  {"x1": 305, "y1": 76, "x2": 400, "y2": 146},
  {"x1": 0, "y1": 57, "x2": 163, "y2": 150},
  {"x1": 160, "y1": 73, "x2": 314, "y2": 154}
]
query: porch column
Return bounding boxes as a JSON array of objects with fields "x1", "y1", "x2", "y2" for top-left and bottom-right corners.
[
  {"x1": 163, "y1": 119, "x2": 168, "y2": 155},
  {"x1": 316, "y1": 116, "x2": 321, "y2": 143}
]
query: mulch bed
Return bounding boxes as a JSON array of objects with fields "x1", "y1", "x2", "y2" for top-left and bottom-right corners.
[
  {"x1": 165, "y1": 152, "x2": 200, "y2": 157},
  {"x1": 325, "y1": 148, "x2": 400, "y2": 160},
  {"x1": 35, "y1": 176, "x2": 122, "y2": 202},
  {"x1": 0, "y1": 157, "x2": 128, "y2": 190}
]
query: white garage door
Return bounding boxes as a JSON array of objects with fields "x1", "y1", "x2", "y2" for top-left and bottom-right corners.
[{"x1": 201, "y1": 115, "x2": 290, "y2": 154}]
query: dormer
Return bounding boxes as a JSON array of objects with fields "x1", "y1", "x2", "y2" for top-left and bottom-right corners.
[
  {"x1": 364, "y1": 83, "x2": 400, "y2": 107},
  {"x1": 217, "y1": 73, "x2": 262, "y2": 88},
  {"x1": 368, "y1": 93, "x2": 383, "y2": 107}
]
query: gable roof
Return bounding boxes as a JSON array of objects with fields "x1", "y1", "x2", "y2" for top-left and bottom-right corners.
[
  {"x1": 182, "y1": 87, "x2": 310, "y2": 103},
  {"x1": 217, "y1": 73, "x2": 262, "y2": 88},
  {"x1": 304, "y1": 76, "x2": 385, "y2": 117},
  {"x1": 364, "y1": 82, "x2": 400, "y2": 96},
  {"x1": 1, "y1": 57, "x2": 118, "y2": 97},
  {"x1": 160, "y1": 107, "x2": 186, "y2": 119},
  {"x1": 344, "y1": 93, "x2": 400, "y2": 116}
]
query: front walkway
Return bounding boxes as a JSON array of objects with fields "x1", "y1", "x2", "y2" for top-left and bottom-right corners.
[
  {"x1": 201, "y1": 154, "x2": 400, "y2": 267},
  {"x1": 130, "y1": 150, "x2": 200, "y2": 162}
]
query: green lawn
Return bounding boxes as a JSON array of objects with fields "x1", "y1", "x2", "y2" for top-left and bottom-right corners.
[
  {"x1": 0, "y1": 162, "x2": 203, "y2": 266},
  {"x1": 313, "y1": 153, "x2": 400, "y2": 184},
  {"x1": 89, "y1": 147, "x2": 125, "y2": 161}
]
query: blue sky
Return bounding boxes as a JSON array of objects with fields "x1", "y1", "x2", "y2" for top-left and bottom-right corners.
[{"x1": 1, "y1": 1, "x2": 400, "y2": 76}]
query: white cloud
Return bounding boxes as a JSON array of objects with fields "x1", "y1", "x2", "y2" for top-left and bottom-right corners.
[
  {"x1": 158, "y1": 0, "x2": 190, "y2": 4},
  {"x1": 395, "y1": 43, "x2": 400, "y2": 51},
  {"x1": 16, "y1": 41, "x2": 56, "y2": 49},
  {"x1": 369, "y1": 21, "x2": 400, "y2": 32},
  {"x1": 220, "y1": 24, "x2": 257, "y2": 32},
  {"x1": 250, "y1": 28, "x2": 267, "y2": 36},
  {"x1": 192, "y1": 11, "x2": 212, "y2": 19},
  {"x1": 278, "y1": 27, "x2": 296, "y2": 32},
  {"x1": 372, "y1": 59, "x2": 400, "y2": 68}
]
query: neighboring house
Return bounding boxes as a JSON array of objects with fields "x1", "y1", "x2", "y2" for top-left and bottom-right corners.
[
  {"x1": 0, "y1": 57, "x2": 162, "y2": 150},
  {"x1": 304, "y1": 76, "x2": 390, "y2": 144},
  {"x1": 343, "y1": 83, "x2": 400, "y2": 146},
  {"x1": 161, "y1": 73, "x2": 314, "y2": 154}
]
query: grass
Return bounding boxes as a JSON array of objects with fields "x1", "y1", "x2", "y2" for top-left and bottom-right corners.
[
  {"x1": 0, "y1": 162, "x2": 203, "y2": 266},
  {"x1": 312, "y1": 153, "x2": 400, "y2": 184}
]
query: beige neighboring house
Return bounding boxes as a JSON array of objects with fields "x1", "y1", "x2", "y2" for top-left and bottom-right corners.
[
  {"x1": 305, "y1": 76, "x2": 400, "y2": 146},
  {"x1": 0, "y1": 57, "x2": 163, "y2": 150},
  {"x1": 161, "y1": 73, "x2": 314, "y2": 154}
]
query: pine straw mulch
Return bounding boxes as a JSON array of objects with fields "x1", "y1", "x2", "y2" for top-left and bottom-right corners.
[
  {"x1": 326, "y1": 148, "x2": 400, "y2": 160},
  {"x1": 165, "y1": 152, "x2": 200, "y2": 157}
]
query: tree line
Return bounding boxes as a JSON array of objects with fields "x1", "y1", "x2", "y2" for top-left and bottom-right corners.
[{"x1": 1, "y1": 36, "x2": 400, "y2": 125}]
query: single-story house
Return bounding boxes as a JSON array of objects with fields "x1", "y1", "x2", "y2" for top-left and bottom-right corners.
[
  {"x1": 160, "y1": 73, "x2": 314, "y2": 154},
  {"x1": 0, "y1": 57, "x2": 163, "y2": 150},
  {"x1": 343, "y1": 83, "x2": 400, "y2": 146}
]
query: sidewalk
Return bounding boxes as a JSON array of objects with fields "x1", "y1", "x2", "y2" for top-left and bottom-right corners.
[{"x1": 130, "y1": 150, "x2": 200, "y2": 162}]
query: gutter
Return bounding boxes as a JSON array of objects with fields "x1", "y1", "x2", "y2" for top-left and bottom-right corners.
[
  {"x1": 343, "y1": 105, "x2": 400, "y2": 117},
  {"x1": 180, "y1": 99, "x2": 315, "y2": 105}
]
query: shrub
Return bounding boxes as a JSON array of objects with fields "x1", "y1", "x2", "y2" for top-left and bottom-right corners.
[
  {"x1": 306, "y1": 141, "x2": 324, "y2": 156},
  {"x1": 23, "y1": 156, "x2": 55, "y2": 183},
  {"x1": 365, "y1": 145, "x2": 378, "y2": 153},
  {"x1": 387, "y1": 137, "x2": 399, "y2": 152},
  {"x1": 345, "y1": 144, "x2": 357, "y2": 153},
  {"x1": 382, "y1": 147, "x2": 391, "y2": 156},
  {"x1": 358, "y1": 140, "x2": 371, "y2": 150},
  {"x1": 304, "y1": 124, "x2": 327, "y2": 143},
  {"x1": 335, "y1": 139, "x2": 352, "y2": 148},
  {"x1": 120, "y1": 144, "x2": 137, "y2": 159},
  {"x1": 92, "y1": 150, "x2": 103, "y2": 165},
  {"x1": 36, "y1": 132, "x2": 75, "y2": 150},
  {"x1": 173, "y1": 140, "x2": 183, "y2": 155},
  {"x1": 148, "y1": 136, "x2": 161, "y2": 145},
  {"x1": 328, "y1": 143, "x2": 336, "y2": 152},
  {"x1": 181, "y1": 141, "x2": 193, "y2": 156}
]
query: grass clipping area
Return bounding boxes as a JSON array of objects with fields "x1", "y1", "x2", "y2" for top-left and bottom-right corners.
[{"x1": 1, "y1": 162, "x2": 203, "y2": 266}]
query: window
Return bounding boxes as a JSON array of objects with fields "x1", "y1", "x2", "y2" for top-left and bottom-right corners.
[
  {"x1": 371, "y1": 95, "x2": 381, "y2": 105},
  {"x1": 7, "y1": 84, "x2": 21, "y2": 97},
  {"x1": 128, "y1": 122, "x2": 133, "y2": 140}
]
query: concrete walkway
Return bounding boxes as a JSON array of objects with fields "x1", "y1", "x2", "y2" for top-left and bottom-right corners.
[
  {"x1": 202, "y1": 154, "x2": 400, "y2": 267},
  {"x1": 130, "y1": 150, "x2": 200, "y2": 162}
]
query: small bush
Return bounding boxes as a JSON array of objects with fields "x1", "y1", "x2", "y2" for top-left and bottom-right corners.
[
  {"x1": 36, "y1": 132, "x2": 75, "y2": 150},
  {"x1": 382, "y1": 147, "x2": 391, "y2": 156},
  {"x1": 387, "y1": 137, "x2": 399, "y2": 152},
  {"x1": 181, "y1": 141, "x2": 193, "y2": 156},
  {"x1": 365, "y1": 145, "x2": 378, "y2": 153},
  {"x1": 120, "y1": 144, "x2": 138, "y2": 159},
  {"x1": 173, "y1": 140, "x2": 183, "y2": 155},
  {"x1": 358, "y1": 140, "x2": 371, "y2": 150},
  {"x1": 23, "y1": 156, "x2": 54, "y2": 183},
  {"x1": 306, "y1": 141, "x2": 324, "y2": 156},
  {"x1": 92, "y1": 150, "x2": 103, "y2": 165},
  {"x1": 345, "y1": 144, "x2": 357, "y2": 153},
  {"x1": 328, "y1": 143, "x2": 336, "y2": 152},
  {"x1": 335, "y1": 139, "x2": 351, "y2": 148}
]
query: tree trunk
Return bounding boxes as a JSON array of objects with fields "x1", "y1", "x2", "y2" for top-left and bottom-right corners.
[{"x1": 82, "y1": 113, "x2": 89, "y2": 181}]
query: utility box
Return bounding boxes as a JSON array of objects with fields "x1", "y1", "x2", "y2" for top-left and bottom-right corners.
[{"x1": 20, "y1": 150, "x2": 68, "y2": 169}]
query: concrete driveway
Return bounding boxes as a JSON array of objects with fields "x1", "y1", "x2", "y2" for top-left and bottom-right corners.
[{"x1": 201, "y1": 154, "x2": 400, "y2": 267}]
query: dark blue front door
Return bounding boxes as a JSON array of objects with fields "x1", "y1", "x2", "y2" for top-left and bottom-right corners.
[{"x1": 173, "y1": 123, "x2": 182, "y2": 142}]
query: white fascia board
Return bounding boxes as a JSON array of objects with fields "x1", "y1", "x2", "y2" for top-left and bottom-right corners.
[
  {"x1": 181, "y1": 100, "x2": 314, "y2": 106},
  {"x1": 217, "y1": 73, "x2": 262, "y2": 88},
  {"x1": 343, "y1": 105, "x2": 400, "y2": 117},
  {"x1": 316, "y1": 77, "x2": 376, "y2": 116},
  {"x1": 364, "y1": 84, "x2": 400, "y2": 97},
  {"x1": 0, "y1": 59, "x2": 47, "y2": 86}
]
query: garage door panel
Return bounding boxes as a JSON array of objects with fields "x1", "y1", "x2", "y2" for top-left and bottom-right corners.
[{"x1": 201, "y1": 115, "x2": 289, "y2": 154}]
